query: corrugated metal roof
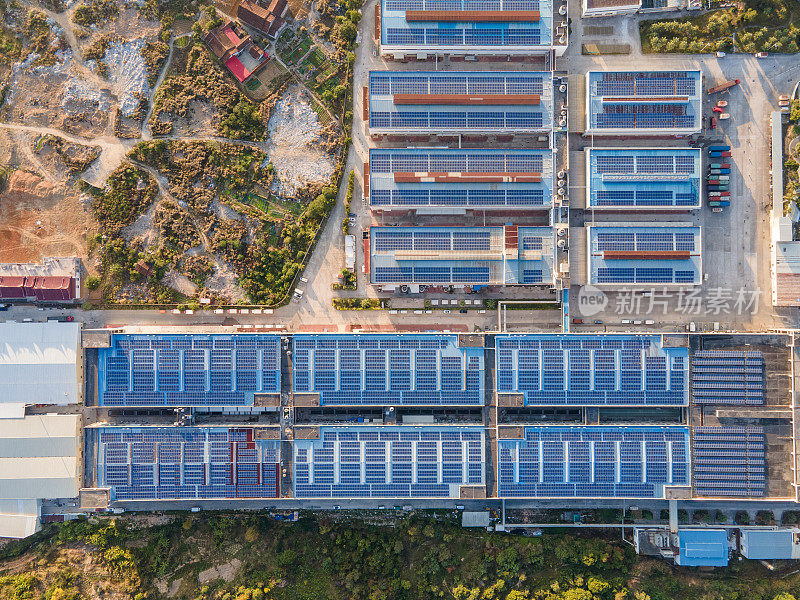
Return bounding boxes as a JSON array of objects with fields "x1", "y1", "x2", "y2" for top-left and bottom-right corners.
[
  {"x1": 741, "y1": 529, "x2": 794, "y2": 560},
  {"x1": 677, "y1": 529, "x2": 729, "y2": 566},
  {"x1": 0, "y1": 322, "x2": 80, "y2": 408}
]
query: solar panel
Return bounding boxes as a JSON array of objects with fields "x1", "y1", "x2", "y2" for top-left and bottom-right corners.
[
  {"x1": 294, "y1": 426, "x2": 484, "y2": 498},
  {"x1": 99, "y1": 334, "x2": 281, "y2": 407},
  {"x1": 96, "y1": 427, "x2": 281, "y2": 500},
  {"x1": 499, "y1": 426, "x2": 690, "y2": 498},
  {"x1": 496, "y1": 334, "x2": 688, "y2": 406}
]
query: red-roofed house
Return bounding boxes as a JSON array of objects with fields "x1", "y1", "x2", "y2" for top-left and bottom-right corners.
[
  {"x1": 237, "y1": 0, "x2": 289, "y2": 39},
  {"x1": 0, "y1": 276, "x2": 76, "y2": 301},
  {"x1": 204, "y1": 21, "x2": 270, "y2": 83}
]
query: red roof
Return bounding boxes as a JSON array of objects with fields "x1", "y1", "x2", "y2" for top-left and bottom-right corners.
[
  {"x1": 0, "y1": 275, "x2": 75, "y2": 301},
  {"x1": 226, "y1": 56, "x2": 249, "y2": 83}
]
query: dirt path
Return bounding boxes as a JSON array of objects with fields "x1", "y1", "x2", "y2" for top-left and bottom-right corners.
[
  {"x1": 12, "y1": 130, "x2": 57, "y2": 182},
  {"x1": 142, "y1": 34, "x2": 192, "y2": 141},
  {"x1": 19, "y1": 0, "x2": 116, "y2": 94}
]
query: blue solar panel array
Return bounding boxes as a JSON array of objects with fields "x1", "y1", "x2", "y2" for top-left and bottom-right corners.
[
  {"x1": 589, "y1": 149, "x2": 701, "y2": 209},
  {"x1": 99, "y1": 334, "x2": 281, "y2": 407},
  {"x1": 588, "y1": 71, "x2": 701, "y2": 132},
  {"x1": 495, "y1": 335, "x2": 688, "y2": 406},
  {"x1": 97, "y1": 427, "x2": 281, "y2": 500},
  {"x1": 370, "y1": 72, "x2": 545, "y2": 96},
  {"x1": 692, "y1": 426, "x2": 765, "y2": 497},
  {"x1": 369, "y1": 149, "x2": 551, "y2": 209},
  {"x1": 293, "y1": 335, "x2": 484, "y2": 405},
  {"x1": 692, "y1": 350, "x2": 765, "y2": 405},
  {"x1": 498, "y1": 426, "x2": 690, "y2": 498},
  {"x1": 294, "y1": 426, "x2": 485, "y2": 498},
  {"x1": 595, "y1": 71, "x2": 698, "y2": 97},
  {"x1": 370, "y1": 110, "x2": 544, "y2": 130}
]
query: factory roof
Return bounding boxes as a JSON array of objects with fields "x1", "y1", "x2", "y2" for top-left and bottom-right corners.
[
  {"x1": 585, "y1": 70, "x2": 702, "y2": 135},
  {"x1": 496, "y1": 334, "x2": 689, "y2": 406},
  {"x1": 292, "y1": 334, "x2": 484, "y2": 405},
  {"x1": 379, "y1": 0, "x2": 553, "y2": 53},
  {"x1": 586, "y1": 148, "x2": 702, "y2": 209},
  {"x1": 369, "y1": 225, "x2": 555, "y2": 286},
  {"x1": 586, "y1": 224, "x2": 702, "y2": 286},
  {"x1": 369, "y1": 148, "x2": 555, "y2": 210},
  {"x1": 368, "y1": 71, "x2": 553, "y2": 134},
  {"x1": 676, "y1": 529, "x2": 729, "y2": 567},
  {"x1": 0, "y1": 321, "x2": 80, "y2": 416}
]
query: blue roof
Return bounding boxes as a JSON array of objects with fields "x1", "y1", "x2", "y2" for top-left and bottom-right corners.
[
  {"x1": 741, "y1": 530, "x2": 794, "y2": 560},
  {"x1": 96, "y1": 426, "x2": 282, "y2": 501},
  {"x1": 369, "y1": 225, "x2": 555, "y2": 286},
  {"x1": 677, "y1": 529, "x2": 729, "y2": 566},
  {"x1": 380, "y1": 0, "x2": 553, "y2": 52},
  {"x1": 586, "y1": 71, "x2": 702, "y2": 135},
  {"x1": 587, "y1": 225, "x2": 702, "y2": 286},
  {"x1": 497, "y1": 425, "x2": 691, "y2": 498},
  {"x1": 293, "y1": 425, "x2": 485, "y2": 499},
  {"x1": 586, "y1": 148, "x2": 701, "y2": 209},
  {"x1": 369, "y1": 148, "x2": 554, "y2": 210},
  {"x1": 98, "y1": 334, "x2": 281, "y2": 407},
  {"x1": 368, "y1": 71, "x2": 553, "y2": 134},
  {"x1": 495, "y1": 334, "x2": 688, "y2": 406},
  {"x1": 292, "y1": 334, "x2": 484, "y2": 405}
]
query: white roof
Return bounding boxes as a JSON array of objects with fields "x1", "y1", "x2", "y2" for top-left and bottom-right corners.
[
  {"x1": 0, "y1": 414, "x2": 79, "y2": 501},
  {"x1": 0, "y1": 322, "x2": 80, "y2": 409},
  {"x1": 0, "y1": 499, "x2": 41, "y2": 539}
]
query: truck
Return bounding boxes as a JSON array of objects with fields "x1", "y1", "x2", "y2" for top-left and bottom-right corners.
[{"x1": 707, "y1": 79, "x2": 740, "y2": 94}]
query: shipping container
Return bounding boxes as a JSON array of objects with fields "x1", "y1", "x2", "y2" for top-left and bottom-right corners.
[{"x1": 708, "y1": 145, "x2": 731, "y2": 152}]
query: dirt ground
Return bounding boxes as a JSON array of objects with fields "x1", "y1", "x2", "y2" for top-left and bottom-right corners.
[{"x1": 0, "y1": 169, "x2": 97, "y2": 264}]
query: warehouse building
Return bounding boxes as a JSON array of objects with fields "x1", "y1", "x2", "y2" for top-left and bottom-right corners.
[
  {"x1": 293, "y1": 425, "x2": 485, "y2": 499},
  {"x1": 0, "y1": 414, "x2": 80, "y2": 538},
  {"x1": 376, "y1": 0, "x2": 564, "y2": 59},
  {"x1": 585, "y1": 148, "x2": 702, "y2": 211},
  {"x1": 740, "y1": 529, "x2": 800, "y2": 560},
  {"x1": 366, "y1": 148, "x2": 555, "y2": 213},
  {"x1": 498, "y1": 425, "x2": 691, "y2": 498},
  {"x1": 292, "y1": 334, "x2": 484, "y2": 406},
  {"x1": 367, "y1": 225, "x2": 555, "y2": 288},
  {"x1": 586, "y1": 224, "x2": 702, "y2": 287},
  {"x1": 584, "y1": 70, "x2": 702, "y2": 136},
  {"x1": 97, "y1": 333, "x2": 281, "y2": 408},
  {"x1": 92, "y1": 426, "x2": 282, "y2": 501},
  {"x1": 0, "y1": 321, "x2": 81, "y2": 417},
  {"x1": 366, "y1": 71, "x2": 553, "y2": 137},
  {"x1": 496, "y1": 334, "x2": 688, "y2": 406}
]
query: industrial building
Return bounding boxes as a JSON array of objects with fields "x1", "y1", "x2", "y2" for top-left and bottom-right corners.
[
  {"x1": 366, "y1": 148, "x2": 555, "y2": 213},
  {"x1": 293, "y1": 425, "x2": 485, "y2": 499},
  {"x1": 0, "y1": 256, "x2": 80, "y2": 302},
  {"x1": 91, "y1": 426, "x2": 282, "y2": 501},
  {"x1": 675, "y1": 529, "x2": 731, "y2": 566},
  {"x1": 586, "y1": 224, "x2": 702, "y2": 287},
  {"x1": 97, "y1": 333, "x2": 281, "y2": 408},
  {"x1": 367, "y1": 225, "x2": 556, "y2": 288},
  {"x1": 0, "y1": 414, "x2": 80, "y2": 538},
  {"x1": 498, "y1": 425, "x2": 691, "y2": 498},
  {"x1": 496, "y1": 334, "x2": 688, "y2": 406},
  {"x1": 740, "y1": 529, "x2": 800, "y2": 560},
  {"x1": 584, "y1": 70, "x2": 703, "y2": 136},
  {"x1": 585, "y1": 148, "x2": 702, "y2": 211},
  {"x1": 292, "y1": 334, "x2": 484, "y2": 406},
  {"x1": 366, "y1": 71, "x2": 553, "y2": 137},
  {"x1": 0, "y1": 321, "x2": 81, "y2": 417},
  {"x1": 376, "y1": 0, "x2": 565, "y2": 59},
  {"x1": 582, "y1": 0, "x2": 688, "y2": 18}
]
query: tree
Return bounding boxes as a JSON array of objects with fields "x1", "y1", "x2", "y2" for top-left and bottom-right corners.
[{"x1": 85, "y1": 275, "x2": 101, "y2": 290}]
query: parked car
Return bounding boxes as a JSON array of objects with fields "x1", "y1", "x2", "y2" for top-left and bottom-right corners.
[
  {"x1": 715, "y1": 51, "x2": 726, "y2": 57},
  {"x1": 459, "y1": 308, "x2": 468, "y2": 314},
  {"x1": 712, "y1": 106, "x2": 723, "y2": 113},
  {"x1": 719, "y1": 113, "x2": 730, "y2": 120},
  {"x1": 0, "y1": 304, "x2": 10, "y2": 311},
  {"x1": 710, "y1": 116, "x2": 717, "y2": 129},
  {"x1": 717, "y1": 100, "x2": 727, "y2": 108},
  {"x1": 572, "y1": 318, "x2": 584, "y2": 324},
  {"x1": 755, "y1": 51, "x2": 768, "y2": 58}
]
